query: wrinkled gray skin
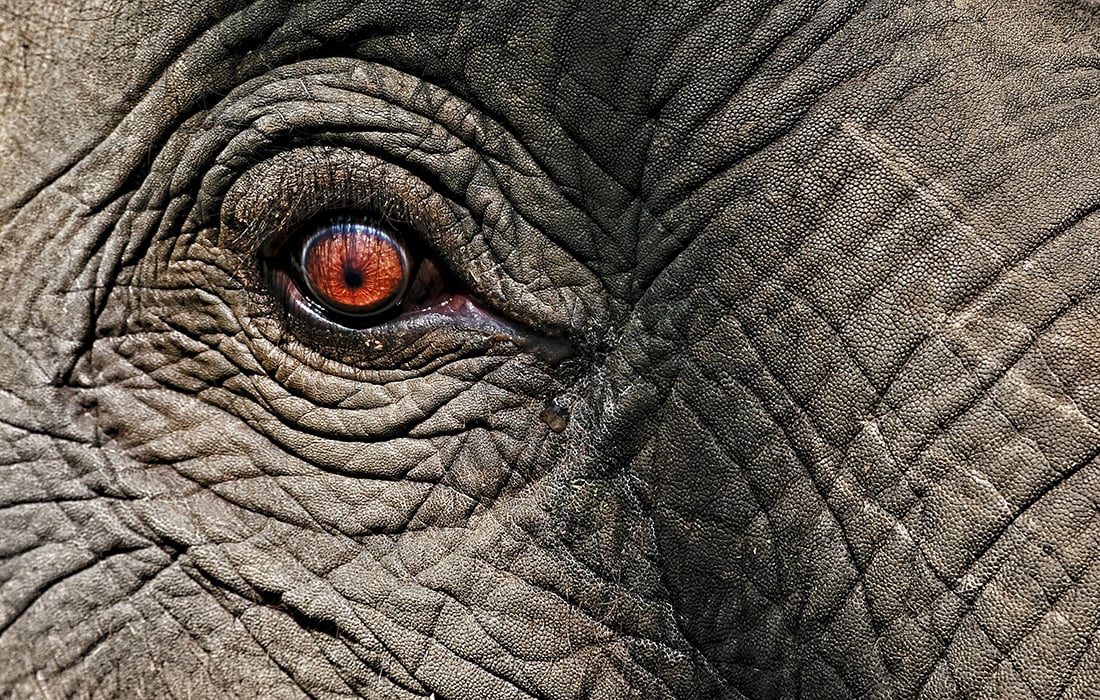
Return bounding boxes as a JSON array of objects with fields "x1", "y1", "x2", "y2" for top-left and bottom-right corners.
[{"x1": 2, "y1": 1, "x2": 1100, "y2": 698}]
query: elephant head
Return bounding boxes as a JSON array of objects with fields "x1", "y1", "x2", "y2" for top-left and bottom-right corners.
[{"x1": 3, "y1": 0, "x2": 1100, "y2": 697}]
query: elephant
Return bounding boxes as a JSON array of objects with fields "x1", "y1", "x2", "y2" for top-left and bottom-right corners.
[{"x1": 3, "y1": 0, "x2": 1100, "y2": 697}]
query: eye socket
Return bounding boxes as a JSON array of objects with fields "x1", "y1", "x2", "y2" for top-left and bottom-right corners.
[
  {"x1": 227, "y1": 148, "x2": 579, "y2": 366},
  {"x1": 297, "y1": 220, "x2": 410, "y2": 316}
]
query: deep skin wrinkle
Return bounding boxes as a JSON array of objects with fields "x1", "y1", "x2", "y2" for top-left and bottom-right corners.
[{"x1": 4, "y1": 1, "x2": 1100, "y2": 698}]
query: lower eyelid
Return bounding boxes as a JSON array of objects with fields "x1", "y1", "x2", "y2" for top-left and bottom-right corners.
[{"x1": 270, "y1": 263, "x2": 573, "y2": 368}]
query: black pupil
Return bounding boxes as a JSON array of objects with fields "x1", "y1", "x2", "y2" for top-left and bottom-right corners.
[{"x1": 343, "y1": 267, "x2": 363, "y2": 289}]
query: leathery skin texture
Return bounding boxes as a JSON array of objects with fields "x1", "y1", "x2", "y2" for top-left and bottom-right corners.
[{"x1": 3, "y1": 0, "x2": 1100, "y2": 697}]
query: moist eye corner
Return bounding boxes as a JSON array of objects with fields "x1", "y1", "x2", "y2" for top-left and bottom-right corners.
[{"x1": 539, "y1": 400, "x2": 570, "y2": 432}]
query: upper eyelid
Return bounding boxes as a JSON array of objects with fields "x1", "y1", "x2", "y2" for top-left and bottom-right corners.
[{"x1": 224, "y1": 151, "x2": 448, "y2": 260}]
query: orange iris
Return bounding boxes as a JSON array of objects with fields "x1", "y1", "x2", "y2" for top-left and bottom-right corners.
[{"x1": 300, "y1": 222, "x2": 409, "y2": 315}]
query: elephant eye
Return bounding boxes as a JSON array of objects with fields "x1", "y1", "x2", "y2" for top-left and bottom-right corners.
[
  {"x1": 273, "y1": 214, "x2": 453, "y2": 327},
  {"x1": 298, "y1": 220, "x2": 410, "y2": 316},
  {"x1": 225, "y1": 148, "x2": 581, "y2": 367}
]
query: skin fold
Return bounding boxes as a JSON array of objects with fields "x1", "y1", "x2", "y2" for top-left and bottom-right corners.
[{"x1": 2, "y1": 0, "x2": 1100, "y2": 697}]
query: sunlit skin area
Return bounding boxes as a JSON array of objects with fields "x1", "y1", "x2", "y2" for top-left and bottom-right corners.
[{"x1": 3, "y1": 1, "x2": 1100, "y2": 697}]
